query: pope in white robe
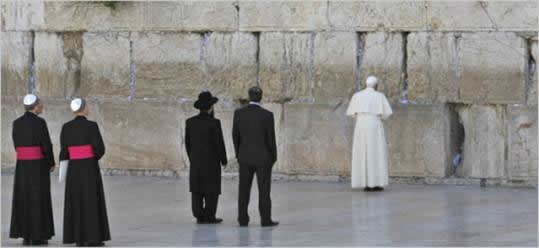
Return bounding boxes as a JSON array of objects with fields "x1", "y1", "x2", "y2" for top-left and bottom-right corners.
[{"x1": 346, "y1": 76, "x2": 393, "y2": 190}]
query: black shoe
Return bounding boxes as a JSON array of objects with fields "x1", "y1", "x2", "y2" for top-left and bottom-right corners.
[
  {"x1": 239, "y1": 222, "x2": 248, "y2": 227},
  {"x1": 30, "y1": 240, "x2": 48, "y2": 245},
  {"x1": 373, "y1": 186, "x2": 384, "y2": 191},
  {"x1": 364, "y1": 187, "x2": 373, "y2": 192},
  {"x1": 261, "y1": 220, "x2": 279, "y2": 227},
  {"x1": 196, "y1": 219, "x2": 207, "y2": 224},
  {"x1": 76, "y1": 243, "x2": 85, "y2": 247},
  {"x1": 206, "y1": 218, "x2": 223, "y2": 224}
]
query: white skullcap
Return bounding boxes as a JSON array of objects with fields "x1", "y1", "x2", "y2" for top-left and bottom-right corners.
[
  {"x1": 23, "y1": 94, "x2": 38, "y2": 106},
  {"x1": 366, "y1": 76, "x2": 378, "y2": 87},
  {"x1": 70, "y1": 98, "x2": 85, "y2": 112}
]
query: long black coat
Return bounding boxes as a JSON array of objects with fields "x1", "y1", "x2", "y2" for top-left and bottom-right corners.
[
  {"x1": 232, "y1": 104, "x2": 277, "y2": 167},
  {"x1": 59, "y1": 116, "x2": 110, "y2": 244},
  {"x1": 10, "y1": 111, "x2": 55, "y2": 240},
  {"x1": 185, "y1": 112, "x2": 227, "y2": 194}
]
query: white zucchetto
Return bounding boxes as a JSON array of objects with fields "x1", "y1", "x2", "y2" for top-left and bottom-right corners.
[
  {"x1": 23, "y1": 94, "x2": 38, "y2": 106},
  {"x1": 70, "y1": 98, "x2": 85, "y2": 112},
  {"x1": 366, "y1": 76, "x2": 378, "y2": 87}
]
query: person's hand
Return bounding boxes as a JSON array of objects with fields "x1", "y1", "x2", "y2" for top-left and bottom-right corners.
[{"x1": 49, "y1": 166, "x2": 56, "y2": 172}]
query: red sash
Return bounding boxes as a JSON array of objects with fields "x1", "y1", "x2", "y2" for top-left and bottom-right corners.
[
  {"x1": 68, "y1": 145, "x2": 95, "y2": 160},
  {"x1": 16, "y1": 146, "x2": 44, "y2": 160}
]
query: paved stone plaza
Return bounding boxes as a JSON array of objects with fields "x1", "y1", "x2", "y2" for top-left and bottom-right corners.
[{"x1": 1, "y1": 174, "x2": 537, "y2": 246}]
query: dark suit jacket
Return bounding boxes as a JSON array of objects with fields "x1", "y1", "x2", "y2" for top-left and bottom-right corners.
[
  {"x1": 232, "y1": 104, "x2": 277, "y2": 167},
  {"x1": 185, "y1": 112, "x2": 227, "y2": 193}
]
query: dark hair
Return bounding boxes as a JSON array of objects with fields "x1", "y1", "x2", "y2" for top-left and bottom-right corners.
[{"x1": 248, "y1": 87, "x2": 263, "y2": 102}]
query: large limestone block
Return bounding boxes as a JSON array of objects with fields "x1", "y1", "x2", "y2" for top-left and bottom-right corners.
[
  {"x1": 143, "y1": 1, "x2": 237, "y2": 31},
  {"x1": 134, "y1": 32, "x2": 205, "y2": 100},
  {"x1": 407, "y1": 32, "x2": 459, "y2": 103},
  {"x1": 1, "y1": 98, "x2": 21, "y2": 167},
  {"x1": 282, "y1": 104, "x2": 354, "y2": 176},
  {"x1": 328, "y1": 1, "x2": 426, "y2": 31},
  {"x1": 34, "y1": 32, "x2": 83, "y2": 98},
  {"x1": 1, "y1": 1, "x2": 45, "y2": 31},
  {"x1": 459, "y1": 32, "x2": 527, "y2": 104},
  {"x1": 80, "y1": 32, "x2": 130, "y2": 98},
  {"x1": 259, "y1": 32, "x2": 314, "y2": 103},
  {"x1": 204, "y1": 32, "x2": 258, "y2": 101},
  {"x1": 43, "y1": 1, "x2": 143, "y2": 31},
  {"x1": 1, "y1": 31, "x2": 31, "y2": 97},
  {"x1": 507, "y1": 105, "x2": 538, "y2": 181},
  {"x1": 385, "y1": 104, "x2": 453, "y2": 178},
  {"x1": 102, "y1": 100, "x2": 182, "y2": 171},
  {"x1": 314, "y1": 32, "x2": 356, "y2": 104},
  {"x1": 528, "y1": 40, "x2": 538, "y2": 105},
  {"x1": 457, "y1": 105, "x2": 506, "y2": 179},
  {"x1": 239, "y1": 1, "x2": 328, "y2": 31},
  {"x1": 427, "y1": 1, "x2": 538, "y2": 31},
  {"x1": 359, "y1": 32, "x2": 403, "y2": 103}
]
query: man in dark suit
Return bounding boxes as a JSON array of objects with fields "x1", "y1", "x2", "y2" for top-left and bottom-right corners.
[
  {"x1": 233, "y1": 87, "x2": 278, "y2": 227},
  {"x1": 185, "y1": 91, "x2": 228, "y2": 224}
]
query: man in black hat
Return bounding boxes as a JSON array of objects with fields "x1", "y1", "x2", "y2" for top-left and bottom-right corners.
[
  {"x1": 185, "y1": 91, "x2": 228, "y2": 224},
  {"x1": 233, "y1": 87, "x2": 278, "y2": 227}
]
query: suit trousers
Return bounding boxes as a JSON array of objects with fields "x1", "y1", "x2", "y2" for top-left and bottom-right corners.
[
  {"x1": 191, "y1": 193, "x2": 219, "y2": 221},
  {"x1": 238, "y1": 164, "x2": 273, "y2": 224}
]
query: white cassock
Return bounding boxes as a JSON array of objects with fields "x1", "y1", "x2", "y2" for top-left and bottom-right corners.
[{"x1": 346, "y1": 87, "x2": 393, "y2": 188}]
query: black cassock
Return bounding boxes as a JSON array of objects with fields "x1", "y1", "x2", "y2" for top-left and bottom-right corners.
[
  {"x1": 10, "y1": 111, "x2": 55, "y2": 241},
  {"x1": 185, "y1": 112, "x2": 227, "y2": 221},
  {"x1": 59, "y1": 116, "x2": 110, "y2": 244}
]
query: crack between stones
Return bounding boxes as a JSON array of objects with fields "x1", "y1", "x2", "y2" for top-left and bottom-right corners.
[
  {"x1": 526, "y1": 38, "x2": 536, "y2": 104},
  {"x1": 356, "y1": 32, "x2": 366, "y2": 90},
  {"x1": 254, "y1": 31, "x2": 261, "y2": 87},
  {"x1": 29, "y1": 31, "x2": 36, "y2": 94},
  {"x1": 128, "y1": 36, "x2": 135, "y2": 102},
  {"x1": 400, "y1": 32, "x2": 409, "y2": 103}
]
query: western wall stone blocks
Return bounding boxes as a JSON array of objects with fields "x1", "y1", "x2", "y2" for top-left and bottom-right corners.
[
  {"x1": 359, "y1": 32, "x2": 403, "y2": 103},
  {"x1": 259, "y1": 32, "x2": 314, "y2": 103},
  {"x1": 1, "y1": 31, "x2": 31, "y2": 98},
  {"x1": 282, "y1": 103, "x2": 354, "y2": 176},
  {"x1": 239, "y1": 1, "x2": 328, "y2": 31},
  {"x1": 80, "y1": 32, "x2": 130, "y2": 98},
  {"x1": 507, "y1": 105, "x2": 538, "y2": 182},
  {"x1": 385, "y1": 104, "x2": 453, "y2": 178},
  {"x1": 313, "y1": 32, "x2": 356, "y2": 104}
]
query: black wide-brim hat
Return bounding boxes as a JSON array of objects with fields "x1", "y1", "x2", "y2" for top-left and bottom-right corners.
[{"x1": 194, "y1": 91, "x2": 218, "y2": 110}]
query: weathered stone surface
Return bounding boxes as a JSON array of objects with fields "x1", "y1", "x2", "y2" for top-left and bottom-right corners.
[
  {"x1": 239, "y1": 1, "x2": 328, "y2": 31},
  {"x1": 259, "y1": 32, "x2": 314, "y2": 103},
  {"x1": 407, "y1": 32, "x2": 459, "y2": 104},
  {"x1": 43, "y1": 1, "x2": 143, "y2": 31},
  {"x1": 313, "y1": 32, "x2": 356, "y2": 104},
  {"x1": 34, "y1": 32, "x2": 83, "y2": 98},
  {"x1": 102, "y1": 100, "x2": 182, "y2": 171},
  {"x1": 359, "y1": 32, "x2": 403, "y2": 103},
  {"x1": 427, "y1": 1, "x2": 538, "y2": 31},
  {"x1": 204, "y1": 32, "x2": 257, "y2": 100},
  {"x1": 143, "y1": 1, "x2": 237, "y2": 31},
  {"x1": 80, "y1": 32, "x2": 130, "y2": 98},
  {"x1": 385, "y1": 104, "x2": 453, "y2": 178},
  {"x1": 528, "y1": 40, "x2": 538, "y2": 105},
  {"x1": 1, "y1": 1, "x2": 45, "y2": 31},
  {"x1": 457, "y1": 105, "x2": 506, "y2": 179},
  {"x1": 134, "y1": 32, "x2": 204, "y2": 100},
  {"x1": 1, "y1": 98, "x2": 21, "y2": 167},
  {"x1": 282, "y1": 104, "x2": 354, "y2": 176},
  {"x1": 1, "y1": 31, "x2": 31, "y2": 97},
  {"x1": 507, "y1": 105, "x2": 538, "y2": 181},
  {"x1": 328, "y1": 1, "x2": 426, "y2": 31},
  {"x1": 459, "y1": 32, "x2": 527, "y2": 104}
]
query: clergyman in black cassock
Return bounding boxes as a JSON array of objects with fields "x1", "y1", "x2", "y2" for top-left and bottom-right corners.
[
  {"x1": 185, "y1": 91, "x2": 227, "y2": 224},
  {"x1": 59, "y1": 98, "x2": 110, "y2": 246},
  {"x1": 10, "y1": 94, "x2": 55, "y2": 245},
  {"x1": 232, "y1": 87, "x2": 278, "y2": 227}
]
